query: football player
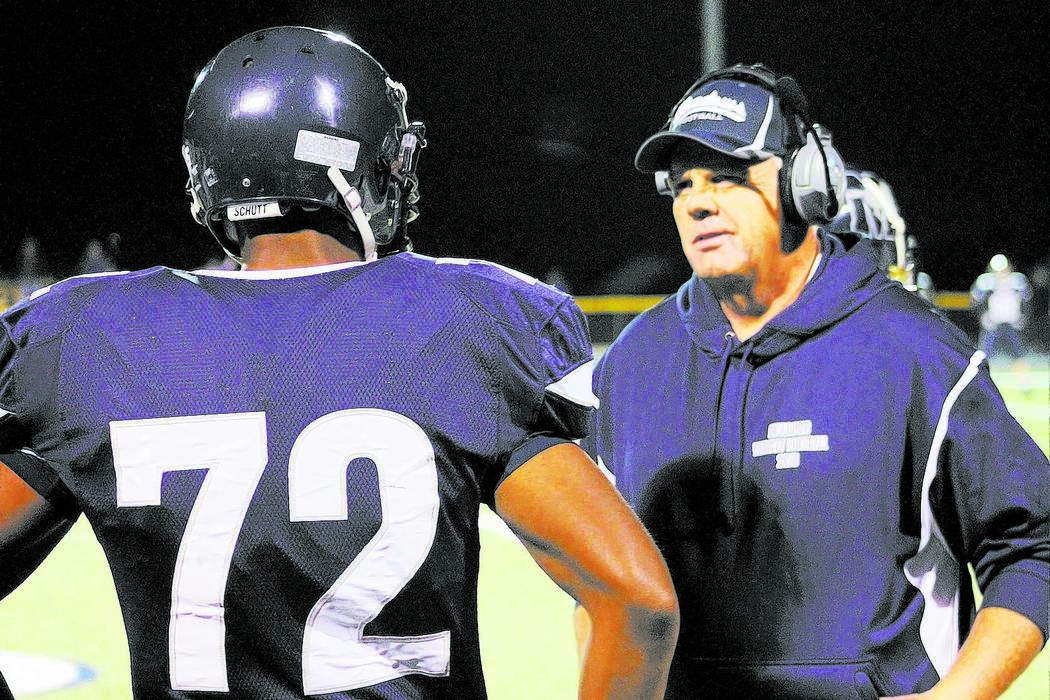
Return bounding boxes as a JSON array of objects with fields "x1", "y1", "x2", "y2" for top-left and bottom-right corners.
[
  {"x1": 826, "y1": 168, "x2": 923, "y2": 291},
  {"x1": 970, "y1": 253, "x2": 1034, "y2": 363},
  {"x1": 0, "y1": 27, "x2": 677, "y2": 699}
]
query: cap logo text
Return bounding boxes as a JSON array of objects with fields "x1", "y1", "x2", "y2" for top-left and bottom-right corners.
[{"x1": 673, "y1": 90, "x2": 747, "y2": 127}]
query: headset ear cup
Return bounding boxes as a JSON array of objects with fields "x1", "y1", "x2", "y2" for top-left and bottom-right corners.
[
  {"x1": 819, "y1": 137, "x2": 848, "y2": 219},
  {"x1": 785, "y1": 131, "x2": 838, "y2": 225},
  {"x1": 654, "y1": 171, "x2": 673, "y2": 197},
  {"x1": 778, "y1": 149, "x2": 804, "y2": 226}
]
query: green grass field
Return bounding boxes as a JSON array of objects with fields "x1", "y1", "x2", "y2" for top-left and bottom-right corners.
[{"x1": 0, "y1": 363, "x2": 1046, "y2": 699}]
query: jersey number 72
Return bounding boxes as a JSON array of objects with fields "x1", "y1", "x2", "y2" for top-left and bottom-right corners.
[{"x1": 110, "y1": 409, "x2": 450, "y2": 694}]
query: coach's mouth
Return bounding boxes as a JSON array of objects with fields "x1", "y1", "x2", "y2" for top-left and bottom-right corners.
[{"x1": 693, "y1": 230, "x2": 730, "y2": 248}]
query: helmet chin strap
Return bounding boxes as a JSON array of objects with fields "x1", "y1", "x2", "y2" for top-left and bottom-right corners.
[{"x1": 327, "y1": 167, "x2": 377, "y2": 262}]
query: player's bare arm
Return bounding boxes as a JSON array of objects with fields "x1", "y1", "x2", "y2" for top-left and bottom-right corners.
[
  {"x1": 0, "y1": 456, "x2": 76, "y2": 598},
  {"x1": 494, "y1": 442, "x2": 679, "y2": 700}
]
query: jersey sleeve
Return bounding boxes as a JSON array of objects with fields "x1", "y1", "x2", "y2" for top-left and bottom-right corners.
[
  {"x1": 432, "y1": 258, "x2": 597, "y2": 503},
  {"x1": 0, "y1": 306, "x2": 80, "y2": 516},
  {"x1": 921, "y1": 350, "x2": 1049, "y2": 642},
  {"x1": 0, "y1": 317, "x2": 35, "y2": 450},
  {"x1": 493, "y1": 295, "x2": 597, "y2": 498},
  {"x1": 527, "y1": 295, "x2": 597, "y2": 438},
  {"x1": 0, "y1": 668, "x2": 13, "y2": 700}
]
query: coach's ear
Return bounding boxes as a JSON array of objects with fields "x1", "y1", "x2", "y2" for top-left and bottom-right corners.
[{"x1": 0, "y1": 457, "x2": 77, "y2": 599}]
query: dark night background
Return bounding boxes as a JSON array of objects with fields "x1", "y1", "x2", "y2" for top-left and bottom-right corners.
[{"x1": 4, "y1": 1, "x2": 1048, "y2": 296}]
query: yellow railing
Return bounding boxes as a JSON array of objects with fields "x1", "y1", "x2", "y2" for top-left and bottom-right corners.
[
  {"x1": 0, "y1": 281, "x2": 974, "y2": 316},
  {"x1": 574, "y1": 291, "x2": 973, "y2": 315},
  {"x1": 0, "y1": 283, "x2": 25, "y2": 313}
]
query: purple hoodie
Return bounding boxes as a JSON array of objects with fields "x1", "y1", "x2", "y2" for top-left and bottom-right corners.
[{"x1": 585, "y1": 233, "x2": 1049, "y2": 698}]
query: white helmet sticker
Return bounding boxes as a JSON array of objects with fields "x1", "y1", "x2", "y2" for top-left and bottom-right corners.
[
  {"x1": 227, "y1": 201, "x2": 283, "y2": 220},
  {"x1": 294, "y1": 129, "x2": 360, "y2": 172}
]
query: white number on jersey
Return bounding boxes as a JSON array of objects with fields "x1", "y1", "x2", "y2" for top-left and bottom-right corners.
[{"x1": 111, "y1": 409, "x2": 449, "y2": 694}]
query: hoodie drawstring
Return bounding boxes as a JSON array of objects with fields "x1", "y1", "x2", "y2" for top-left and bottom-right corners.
[{"x1": 712, "y1": 330, "x2": 739, "y2": 532}]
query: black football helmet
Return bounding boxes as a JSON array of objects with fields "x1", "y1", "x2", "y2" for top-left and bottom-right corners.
[
  {"x1": 828, "y1": 169, "x2": 917, "y2": 289},
  {"x1": 182, "y1": 26, "x2": 426, "y2": 261}
]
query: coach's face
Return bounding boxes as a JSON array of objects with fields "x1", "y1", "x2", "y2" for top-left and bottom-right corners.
[{"x1": 669, "y1": 150, "x2": 784, "y2": 283}]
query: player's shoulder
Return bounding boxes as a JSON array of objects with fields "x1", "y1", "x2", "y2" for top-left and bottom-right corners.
[
  {"x1": 1007, "y1": 271, "x2": 1031, "y2": 290},
  {"x1": 397, "y1": 253, "x2": 575, "y2": 328},
  {"x1": 1, "y1": 267, "x2": 170, "y2": 343},
  {"x1": 972, "y1": 272, "x2": 995, "y2": 292},
  {"x1": 18, "y1": 266, "x2": 172, "y2": 305}
]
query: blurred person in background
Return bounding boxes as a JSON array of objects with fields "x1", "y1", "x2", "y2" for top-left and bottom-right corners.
[
  {"x1": 14, "y1": 238, "x2": 53, "y2": 301},
  {"x1": 581, "y1": 63, "x2": 1049, "y2": 699},
  {"x1": 75, "y1": 238, "x2": 119, "y2": 276},
  {"x1": 970, "y1": 253, "x2": 1033, "y2": 367}
]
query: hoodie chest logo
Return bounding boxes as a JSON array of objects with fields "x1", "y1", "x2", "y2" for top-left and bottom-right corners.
[{"x1": 752, "y1": 420, "x2": 829, "y2": 469}]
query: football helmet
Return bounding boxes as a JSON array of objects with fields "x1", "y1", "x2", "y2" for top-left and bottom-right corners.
[
  {"x1": 182, "y1": 26, "x2": 426, "y2": 261},
  {"x1": 987, "y1": 253, "x2": 1012, "y2": 274},
  {"x1": 828, "y1": 169, "x2": 916, "y2": 288}
]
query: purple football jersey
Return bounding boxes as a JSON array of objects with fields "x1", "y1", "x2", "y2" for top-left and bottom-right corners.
[{"x1": 0, "y1": 254, "x2": 596, "y2": 699}]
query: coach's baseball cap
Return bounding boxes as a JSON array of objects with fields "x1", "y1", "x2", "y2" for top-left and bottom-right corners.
[{"x1": 634, "y1": 77, "x2": 795, "y2": 173}]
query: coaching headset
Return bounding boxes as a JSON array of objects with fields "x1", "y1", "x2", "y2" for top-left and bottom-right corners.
[{"x1": 635, "y1": 63, "x2": 847, "y2": 228}]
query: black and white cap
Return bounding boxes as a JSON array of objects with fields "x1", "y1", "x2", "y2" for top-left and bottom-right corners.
[{"x1": 635, "y1": 77, "x2": 797, "y2": 173}]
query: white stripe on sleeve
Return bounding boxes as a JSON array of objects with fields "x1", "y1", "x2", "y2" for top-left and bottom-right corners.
[
  {"x1": 545, "y1": 360, "x2": 599, "y2": 409},
  {"x1": 903, "y1": 350, "x2": 985, "y2": 679}
]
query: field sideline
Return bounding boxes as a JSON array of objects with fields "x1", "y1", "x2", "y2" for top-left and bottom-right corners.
[{"x1": 0, "y1": 364, "x2": 1046, "y2": 699}]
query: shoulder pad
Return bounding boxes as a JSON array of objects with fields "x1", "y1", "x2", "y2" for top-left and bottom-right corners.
[{"x1": 418, "y1": 255, "x2": 572, "y2": 332}]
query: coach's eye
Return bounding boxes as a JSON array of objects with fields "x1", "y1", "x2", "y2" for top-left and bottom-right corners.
[
  {"x1": 710, "y1": 173, "x2": 746, "y2": 186},
  {"x1": 672, "y1": 177, "x2": 692, "y2": 196}
]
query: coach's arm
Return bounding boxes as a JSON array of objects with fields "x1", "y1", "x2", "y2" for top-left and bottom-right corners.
[
  {"x1": 884, "y1": 606, "x2": 1044, "y2": 700},
  {"x1": 891, "y1": 353, "x2": 1049, "y2": 699}
]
